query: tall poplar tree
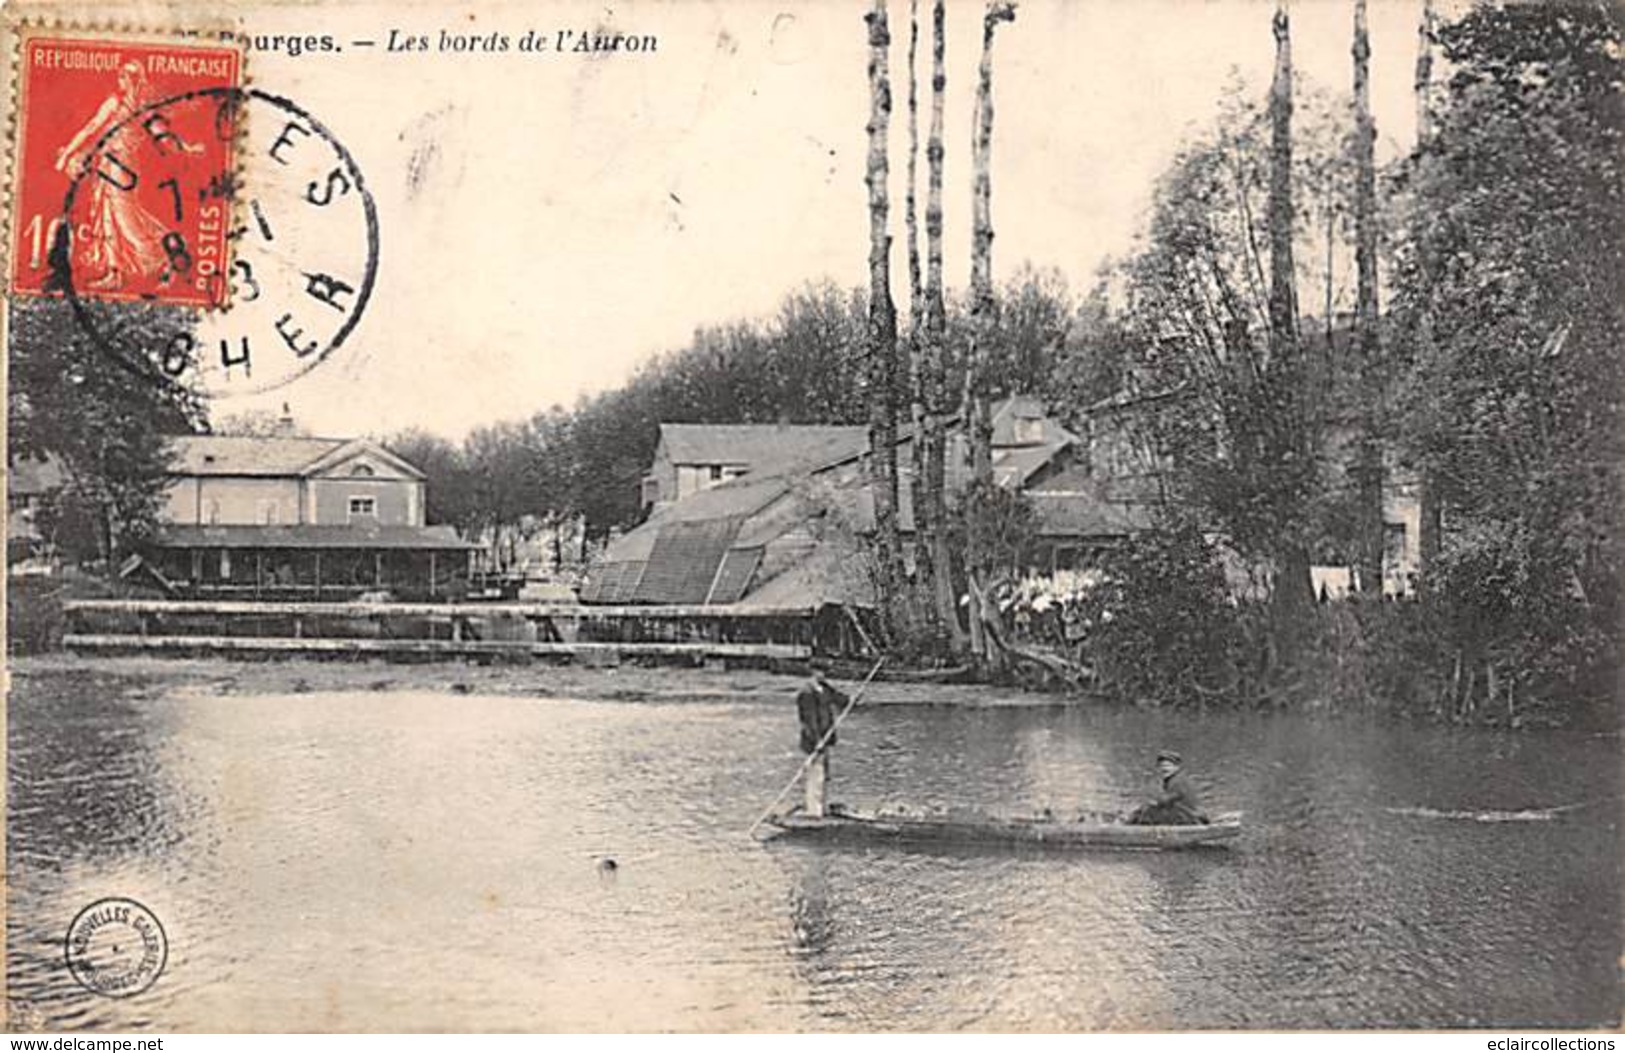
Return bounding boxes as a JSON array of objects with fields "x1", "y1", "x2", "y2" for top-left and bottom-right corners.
[
  {"x1": 1352, "y1": 0, "x2": 1385, "y2": 596},
  {"x1": 864, "y1": 0, "x2": 906, "y2": 630},
  {"x1": 921, "y1": 0, "x2": 961, "y2": 651},
  {"x1": 963, "y1": 0, "x2": 1016, "y2": 664}
]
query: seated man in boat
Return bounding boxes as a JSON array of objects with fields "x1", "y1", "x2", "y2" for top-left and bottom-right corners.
[
  {"x1": 796, "y1": 660, "x2": 847, "y2": 818},
  {"x1": 1126, "y1": 750, "x2": 1208, "y2": 826}
]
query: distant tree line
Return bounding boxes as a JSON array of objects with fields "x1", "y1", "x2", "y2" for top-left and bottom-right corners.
[{"x1": 377, "y1": 266, "x2": 1099, "y2": 571}]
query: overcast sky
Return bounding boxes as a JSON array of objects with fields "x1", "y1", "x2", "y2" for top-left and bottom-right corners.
[{"x1": 214, "y1": 0, "x2": 1434, "y2": 439}]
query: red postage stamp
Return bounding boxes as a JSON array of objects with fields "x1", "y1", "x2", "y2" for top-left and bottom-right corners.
[{"x1": 11, "y1": 34, "x2": 242, "y2": 307}]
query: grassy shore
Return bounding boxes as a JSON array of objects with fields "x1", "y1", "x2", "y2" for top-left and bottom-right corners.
[{"x1": 6, "y1": 653, "x2": 1070, "y2": 708}]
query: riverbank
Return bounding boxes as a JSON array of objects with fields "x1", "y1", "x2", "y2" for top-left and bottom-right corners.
[{"x1": 6, "y1": 653, "x2": 1070, "y2": 708}]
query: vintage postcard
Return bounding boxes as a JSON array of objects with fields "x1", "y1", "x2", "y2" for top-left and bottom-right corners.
[{"x1": 3, "y1": 0, "x2": 1619, "y2": 1035}]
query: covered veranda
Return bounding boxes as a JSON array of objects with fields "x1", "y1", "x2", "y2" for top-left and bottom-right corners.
[{"x1": 147, "y1": 525, "x2": 478, "y2": 601}]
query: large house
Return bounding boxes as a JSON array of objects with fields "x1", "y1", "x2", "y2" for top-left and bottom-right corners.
[
  {"x1": 144, "y1": 433, "x2": 474, "y2": 599},
  {"x1": 584, "y1": 397, "x2": 1152, "y2": 609},
  {"x1": 640, "y1": 423, "x2": 869, "y2": 510}
]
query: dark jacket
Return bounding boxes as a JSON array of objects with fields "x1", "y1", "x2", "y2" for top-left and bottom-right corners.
[
  {"x1": 1129, "y1": 769, "x2": 1208, "y2": 826},
  {"x1": 796, "y1": 681, "x2": 845, "y2": 754},
  {"x1": 1154, "y1": 770, "x2": 1206, "y2": 823}
]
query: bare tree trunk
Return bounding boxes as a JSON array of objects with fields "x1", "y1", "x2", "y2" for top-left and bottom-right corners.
[
  {"x1": 1414, "y1": 0, "x2": 1442, "y2": 587},
  {"x1": 1324, "y1": 170, "x2": 1336, "y2": 360},
  {"x1": 963, "y1": 0, "x2": 1016, "y2": 668},
  {"x1": 1267, "y1": 3, "x2": 1297, "y2": 371},
  {"x1": 1267, "y1": 2, "x2": 1314, "y2": 629},
  {"x1": 864, "y1": 0, "x2": 905, "y2": 638},
  {"x1": 923, "y1": 0, "x2": 962, "y2": 653},
  {"x1": 1352, "y1": 0, "x2": 1385, "y2": 598},
  {"x1": 1414, "y1": 0, "x2": 1436, "y2": 142},
  {"x1": 904, "y1": 0, "x2": 932, "y2": 632}
]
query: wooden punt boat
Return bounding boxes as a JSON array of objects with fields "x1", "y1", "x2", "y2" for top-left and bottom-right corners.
[{"x1": 764, "y1": 809, "x2": 1243, "y2": 850}]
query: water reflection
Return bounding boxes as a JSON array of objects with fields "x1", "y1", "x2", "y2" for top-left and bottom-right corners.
[{"x1": 7, "y1": 669, "x2": 1619, "y2": 1031}]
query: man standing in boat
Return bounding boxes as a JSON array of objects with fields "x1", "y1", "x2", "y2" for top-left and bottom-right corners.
[
  {"x1": 796, "y1": 660, "x2": 847, "y2": 817},
  {"x1": 1126, "y1": 749, "x2": 1208, "y2": 826}
]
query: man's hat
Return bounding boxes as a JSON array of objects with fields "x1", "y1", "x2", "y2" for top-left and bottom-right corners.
[{"x1": 1156, "y1": 749, "x2": 1183, "y2": 765}]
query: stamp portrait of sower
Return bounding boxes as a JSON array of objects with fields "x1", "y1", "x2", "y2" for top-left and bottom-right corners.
[
  {"x1": 10, "y1": 36, "x2": 242, "y2": 307},
  {"x1": 53, "y1": 58, "x2": 191, "y2": 293}
]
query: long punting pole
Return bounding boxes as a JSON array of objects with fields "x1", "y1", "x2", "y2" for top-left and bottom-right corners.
[{"x1": 746, "y1": 656, "x2": 887, "y2": 839}]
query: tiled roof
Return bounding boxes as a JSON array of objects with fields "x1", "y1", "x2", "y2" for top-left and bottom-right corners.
[
  {"x1": 168, "y1": 436, "x2": 346, "y2": 476},
  {"x1": 991, "y1": 396, "x2": 1080, "y2": 447},
  {"x1": 658, "y1": 473, "x2": 798, "y2": 523},
  {"x1": 660, "y1": 424, "x2": 868, "y2": 472},
  {"x1": 153, "y1": 524, "x2": 475, "y2": 550},
  {"x1": 166, "y1": 436, "x2": 425, "y2": 480}
]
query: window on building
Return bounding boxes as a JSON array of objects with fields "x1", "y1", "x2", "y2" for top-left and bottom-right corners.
[
  {"x1": 348, "y1": 496, "x2": 377, "y2": 521},
  {"x1": 708, "y1": 465, "x2": 724, "y2": 482},
  {"x1": 350, "y1": 464, "x2": 376, "y2": 477},
  {"x1": 205, "y1": 499, "x2": 221, "y2": 525}
]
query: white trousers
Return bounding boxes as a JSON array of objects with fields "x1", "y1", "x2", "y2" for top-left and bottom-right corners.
[{"x1": 804, "y1": 750, "x2": 830, "y2": 817}]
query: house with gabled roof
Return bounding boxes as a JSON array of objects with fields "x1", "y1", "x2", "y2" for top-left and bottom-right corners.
[
  {"x1": 583, "y1": 397, "x2": 1154, "y2": 610},
  {"x1": 640, "y1": 422, "x2": 870, "y2": 510},
  {"x1": 144, "y1": 432, "x2": 474, "y2": 599}
]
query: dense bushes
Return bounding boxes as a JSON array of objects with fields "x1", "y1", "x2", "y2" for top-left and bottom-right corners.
[
  {"x1": 8, "y1": 578, "x2": 66, "y2": 655},
  {"x1": 1025, "y1": 526, "x2": 1614, "y2": 727},
  {"x1": 1068, "y1": 526, "x2": 1240, "y2": 707}
]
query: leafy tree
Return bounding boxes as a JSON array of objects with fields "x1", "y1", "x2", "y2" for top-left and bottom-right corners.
[
  {"x1": 1075, "y1": 523, "x2": 1240, "y2": 706},
  {"x1": 1047, "y1": 280, "x2": 1135, "y2": 424},
  {"x1": 1097, "y1": 59, "x2": 1360, "y2": 623},
  {"x1": 1389, "y1": 1, "x2": 1622, "y2": 715},
  {"x1": 8, "y1": 297, "x2": 203, "y2": 563},
  {"x1": 984, "y1": 263, "x2": 1074, "y2": 395},
  {"x1": 382, "y1": 428, "x2": 478, "y2": 534}
]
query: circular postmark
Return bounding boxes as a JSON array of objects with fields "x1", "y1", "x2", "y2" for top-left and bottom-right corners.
[
  {"x1": 63, "y1": 897, "x2": 169, "y2": 999},
  {"x1": 53, "y1": 85, "x2": 378, "y2": 397}
]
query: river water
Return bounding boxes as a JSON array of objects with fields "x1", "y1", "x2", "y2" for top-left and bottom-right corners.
[{"x1": 7, "y1": 669, "x2": 1619, "y2": 1031}]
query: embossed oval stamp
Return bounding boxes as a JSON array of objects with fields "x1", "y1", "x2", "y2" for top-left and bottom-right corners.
[{"x1": 64, "y1": 897, "x2": 169, "y2": 999}]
